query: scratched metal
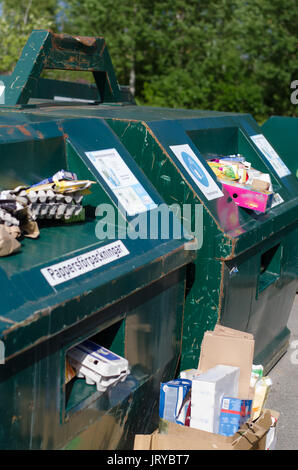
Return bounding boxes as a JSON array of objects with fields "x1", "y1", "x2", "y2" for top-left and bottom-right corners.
[
  {"x1": 103, "y1": 114, "x2": 298, "y2": 372},
  {"x1": 3, "y1": 30, "x2": 121, "y2": 106},
  {"x1": 20, "y1": 93, "x2": 298, "y2": 371},
  {"x1": 262, "y1": 116, "x2": 298, "y2": 178},
  {"x1": 0, "y1": 102, "x2": 195, "y2": 449},
  {"x1": 0, "y1": 30, "x2": 297, "y2": 449},
  {"x1": 9, "y1": 95, "x2": 298, "y2": 372},
  {"x1": 0, "y1": 271, "x2": 189, "y2": 449}
]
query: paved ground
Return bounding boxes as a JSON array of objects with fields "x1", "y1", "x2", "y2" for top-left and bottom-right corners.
[{"x1": 266, "y1": 294, "x2": 298, "y2": 450}]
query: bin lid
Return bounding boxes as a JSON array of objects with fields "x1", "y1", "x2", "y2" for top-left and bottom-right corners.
[
  {"x1": 26, "y1": 104, "x2": 298, "y2": 257},
  {"x1": 0, "y1": 112, "x2": 195, "y2": 361},
  {"x1": 1, "y1": 29, "x2": 297, "y2": 260}
]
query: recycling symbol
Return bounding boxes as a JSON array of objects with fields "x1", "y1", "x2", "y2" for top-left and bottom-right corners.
[{"x1": 181, "y1": 151, "x2": 209, "y2": 187}]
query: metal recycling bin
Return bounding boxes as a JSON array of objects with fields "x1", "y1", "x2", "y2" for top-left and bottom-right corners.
[
  {"x1": 262, "y1": 116, "x2": 298, "y2": 179},
  {"x1": 1, "y1": 30, "x2": 297, "y2": 385},
  {"x1": 0, "y1": 106, "x2": 195, "y2": 448},
  {"x1": 105, "y1": 110, "x2": 298, "y2": 374}
]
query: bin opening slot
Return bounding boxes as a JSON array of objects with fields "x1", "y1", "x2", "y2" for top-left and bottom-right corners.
[
  {"x1": 64, "y1": 319, "x2": 130, "y2": 416},
  {"x1": 187, "y1": 126, "x2": 281, "y2": 193},
  {"x1": 35, "y1": 73, "x2": 100, "y2": 104},
  {"x1": 258, "y1": 243, "x2": 281, "y2": 294}
]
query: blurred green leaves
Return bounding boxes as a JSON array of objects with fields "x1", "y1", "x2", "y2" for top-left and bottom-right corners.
[{"x1": 0, "y1": 0, "x2": 297, "y2": 122}]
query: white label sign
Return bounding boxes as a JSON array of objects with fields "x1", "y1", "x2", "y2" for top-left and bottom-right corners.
[
  {"x1": 271, "y1": 192, "x2": 284, "y2": 208},
  {"x1": 85, "y1": 148, "x2": 157, "y2": 216},
  {"x1": 251, "y1": 134, "x2": 291, "y2": 178},
  {"x1": 170, "y1": 144, "x2": 224, "y2": 200},
  {"x1": 0, "y1": 83, "x2": 5, "y2": 104},
  {"x1": 41, "y1": 241, "x2": 129, "y2": 287}
]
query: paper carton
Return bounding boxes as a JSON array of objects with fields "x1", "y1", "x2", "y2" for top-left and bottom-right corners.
[
  {"x1": 134, "y1": 409, "x2": 277, "y2": 450},
  {"x1": 190, "y1": 365, "x2": 240, "y2": 433},
  {"x1": 198, "y1": 325, "x2": 255, "y2": 399},
  {"x1": 159, "y1": 379, "x2": 192, "y2": 424},
  {"x1": 222, "y1": 181, "x2": 273, "y2": 213},
  {"x1": 218, "y1": 397, "x2": 252, "y2": 436}
]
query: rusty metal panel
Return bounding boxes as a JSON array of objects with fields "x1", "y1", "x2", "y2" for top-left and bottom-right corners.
[{"x1": 0, "y1": 108, "x2": 195, "y2": 449}]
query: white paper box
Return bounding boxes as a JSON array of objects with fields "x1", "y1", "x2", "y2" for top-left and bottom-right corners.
[
  {"x1": 67, "y1": 339, "x2": 130, "y2": 391},
  {"x1": 190, "y1": 365, "x2": 240, "y2": 433}
]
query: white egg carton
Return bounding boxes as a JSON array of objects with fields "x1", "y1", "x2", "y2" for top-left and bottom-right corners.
[{"x1": 67, "y1": 339, "x2": 130, "y2": 392}]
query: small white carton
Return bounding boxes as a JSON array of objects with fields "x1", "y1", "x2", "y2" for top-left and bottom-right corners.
[
  {"x1": 67, "y1": 339, "x2": 130, "y2": 391},
  {"x1": 190, "y1": 364, "x2": 240, "y2": 433}
]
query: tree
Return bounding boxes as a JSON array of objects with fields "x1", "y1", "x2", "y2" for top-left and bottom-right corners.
[
  {"x1": 63, "y1": 0, "x2": 298, "y2": 121},
  {"x1": 139, "y1": 0, "x2": 298, "y2": 121},
  {"x1": 0, "y1": 0, "x2": 57, "y2": 74},
  {"x1": 0, "y1": 0, "x2": 296, "y2": 122},
  {"x1": 63, "y1": 0, "x2": 155, "y2": 96}
]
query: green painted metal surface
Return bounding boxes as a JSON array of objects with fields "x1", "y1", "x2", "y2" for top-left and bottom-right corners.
[
  {"x1": 25, "y1": 100, "x2": 298, "y2": 372},
  {"x1": 0, "y1": 30, "x2": 297, "y2": 448},
  {"x1": 105, "y1": 112, "x2": 298, "y2": 371},
  {"x1": 262, "y1": 116, "x2": 298, "y2": 179},
  {"x1": 2, "y1": 28, "x2": 296, "y2": 373},
  {"x1": 2, "y1": 30, "x2": 122, "y2": 106},
  {"x1": 0, "y1": 106, "x2": 195, "y2": 448}
]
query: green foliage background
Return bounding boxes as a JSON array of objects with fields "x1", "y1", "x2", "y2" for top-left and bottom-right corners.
[{"x1": 0, "y1": 0, "x2": 297, "y2": 122}]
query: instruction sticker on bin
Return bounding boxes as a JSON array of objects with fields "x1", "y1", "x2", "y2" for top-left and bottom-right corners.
[
  {"x1": 170, "y1": 144, "x2": 224, "y2": 200},
  {"x1": 251, "y1": 134, "x2": 291, "y2": 179},
  {"x1": 85, "y1": 148, "x2": 157, "y2": 216},
  {"x1": 41, "y1": 240, "x2": 129, "y2": 286}
]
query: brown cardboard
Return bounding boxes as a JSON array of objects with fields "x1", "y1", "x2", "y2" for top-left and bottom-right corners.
[
  {"x1": 252, "y1": 179, "x2": 270, "y2": 191},
  {"x1": 197, "y1": 325, "x2": 255, "y2": 398},
  {"x1": 213, "y1": 324, "x2": 254, "y2": 340},
  {"x1": 133, "y1": 409, "x2": 275, "y2": 450},
  {"x1": 0, "y1": 225, "x2": 21, "y2": 257},
  {"x1": 21, "y1": 219, "x2": 40, "y2": 239},
  {"x1": 134, "y1": 432, "x2": 157, "y2": 450}
]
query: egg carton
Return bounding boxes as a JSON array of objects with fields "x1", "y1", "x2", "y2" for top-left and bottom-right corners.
[
  {"x1": 0, "y1": 188, "x2": 83, "y2": 205},
  {"x1": 30, "y1": 202, "x2": 83, "y2": 220},
  {"x1": 67, "y1": 340, "x2": 130, "y2": 391},
  {"x1": 68, "y1": 356, "x2": 130, "y2": 392},
  {"x1": 26, "y1": 189, "x2": 83, "y2": 205},
  {"x1": 0, "y1": 208, "x2": 20, "y2": 226}
]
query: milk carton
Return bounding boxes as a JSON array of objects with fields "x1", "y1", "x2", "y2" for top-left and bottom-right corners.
[
  {"x1": 219, "y1": 397, "x2": 252, "y2": 436},
  {"x1": 159, "y1": 379, "x2": 192, "y2": 424}
]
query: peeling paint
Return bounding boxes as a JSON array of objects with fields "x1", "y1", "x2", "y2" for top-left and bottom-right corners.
[{"x1": 16, "y1": 125, "x2": 32, "y2": 137}]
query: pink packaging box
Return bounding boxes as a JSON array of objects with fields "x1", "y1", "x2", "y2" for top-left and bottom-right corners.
[{"x1": 222, "y1": 183, "x2": 273, "y2": 213}]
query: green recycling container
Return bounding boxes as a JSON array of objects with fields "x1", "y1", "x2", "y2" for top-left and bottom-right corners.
[
  {"x1": 0, "y1": 109, "x2": 195, "y2": 448},
  {"x1": 1, "y1": 30, "x2": 297, "y2": 393},
  {"x1": 105, "y1": 110, "x2": 298, "y2": 374},
  {"x1": 262, "y1": 117, "x2": 298, "y2": 179}
]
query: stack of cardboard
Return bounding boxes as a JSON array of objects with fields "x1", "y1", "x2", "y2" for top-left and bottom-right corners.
[{"x1": 134, "y1": 326, "x2": 279, "y2": 450}]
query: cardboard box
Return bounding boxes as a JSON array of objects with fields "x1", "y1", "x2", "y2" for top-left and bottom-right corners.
[
  {"x1": 198, "y1": 325, "x2": 255, "y2": 399},
  {"x1": 265, "y1": 410, "x2": 279, "y2": 450},
  {"x1": 222, "y1": 181, "x2": 273, "y2": 213},
  {"x1": 134, "y1": 409, "x2": 277, "y2": 450},
  {"x1": 218, "y1": 397, "x2": 252, "y2": 436},
  {"x1": 159, "y1": 379, "x2": 192, "y2": 424},
  {"x1": 190, "y1": 365, "x2": 240, "y2": 433}
]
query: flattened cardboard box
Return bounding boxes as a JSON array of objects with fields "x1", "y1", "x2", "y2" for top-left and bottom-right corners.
[
  {"x1": 134, "y1": 409, "x2": 277, "y2": 450},
  {"x1": 198, "y1": 325, "x2": 255, "y2": 398}
]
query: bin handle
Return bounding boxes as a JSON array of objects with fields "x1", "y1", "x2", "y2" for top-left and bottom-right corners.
[{"x1": 4, "y1": 30, "x2": 121, "y2": 106}]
